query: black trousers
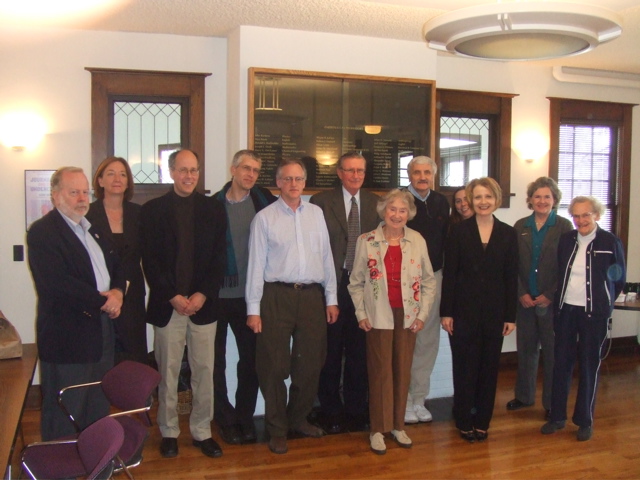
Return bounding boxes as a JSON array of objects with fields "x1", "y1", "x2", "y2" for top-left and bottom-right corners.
[
  {"x1": 40, "y1": 313, "x2": 114, "y2": 441},
  {"x1": 449, "y1": 320, "x2": 504, "y2": 432},
  {"x1": 317, "y1": 270, "x2": 368, "y2": 418},
  {"x1": 213, "y1": 297, "x2": 259, "y2": 428},
  {"x1": 549, "y1": 304, "x2": 608, "y2": 428}
]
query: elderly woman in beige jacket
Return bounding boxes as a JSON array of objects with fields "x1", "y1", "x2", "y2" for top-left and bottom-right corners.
[{"x1": 348, "y1": 189, "x2": 436, "y2": 455}]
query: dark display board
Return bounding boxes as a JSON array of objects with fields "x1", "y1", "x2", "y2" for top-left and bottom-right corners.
[{"x1": 249, "y1": 69, "x2": 435, "y2": 190}]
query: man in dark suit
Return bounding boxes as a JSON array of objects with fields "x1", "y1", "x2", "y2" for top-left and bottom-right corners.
[
  {"x1": 28, "y1": 166, "x2": 125, "y2": 441},
  {"x1": 141, "y1": 149, "x2": 227, "y2": 459},
  {"x1": 310, "y1": 152, "x2": 380, "y2": 433}
]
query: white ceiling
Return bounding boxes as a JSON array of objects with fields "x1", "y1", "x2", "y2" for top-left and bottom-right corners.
[{"x1": 9, "y1": 0, "x2": 640, "y2": 74}]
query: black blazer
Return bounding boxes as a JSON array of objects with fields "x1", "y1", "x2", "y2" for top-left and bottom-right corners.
[
  {"x1": 310, "y1": 187, "x2": 380, "y2": 283},
  {"x1": 27, "y1": 208, "x2": 125, "y2": 363},
  {"x1": 440, "y1": 215, "x2": 519, "y2": 335},
  {"x1": 86, "y1": 200, "x2": 147, "y2": 360},
  {"x1": 140, "y1": 190, "x2": 227, "y2": 327}
]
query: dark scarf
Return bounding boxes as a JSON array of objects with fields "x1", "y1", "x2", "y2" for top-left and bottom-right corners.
[{"x1": 215, "y1": 182, "x2": 272, "y2": 288}]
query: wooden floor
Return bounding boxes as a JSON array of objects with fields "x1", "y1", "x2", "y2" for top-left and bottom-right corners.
[{"x1": 18, "y1": 348, "x2": 640, "y2": 479}]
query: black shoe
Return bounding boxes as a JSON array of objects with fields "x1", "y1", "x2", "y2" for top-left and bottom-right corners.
[
  {"x1": 160, "y1": 437, "x2": 178, "y2": 458},
  {"x1": 459, "y1": 430, "x2": 476, "y2": 443},
  {"x1": 323, "y1": 414, "x2": 344, "y2": 435},
  {"x1": 240, "y1": 423, "x2": 257, "y2": 444},
  {"x1": 474, "y1": 429, "x2": 488, "y2": 442},
  {"x1": 347, "y1": 413, "x2": 370, "y2": 432},
  {"x1": 540, "y1": 420, "x2": 566, "y2": 435},
  {"x1": 577, "y1": 426, "x2": 592, "y2": 442},
  {"x1": 219, "y1": 424, "x2": 242, "y2": 445},
  {"x1": 193, "y1": 438, "x2": 223, "y2": 458},
  {"x1": 506, "y1": 398, "x2": 533, "y2": 411},
  {"x1": 545, "y1": 409, "x2": 551, "y2": 420}
]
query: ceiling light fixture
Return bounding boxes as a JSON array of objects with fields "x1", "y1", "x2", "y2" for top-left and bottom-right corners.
[{"x1": 424, "y1": 2, "x2": 623, "y2": 61}]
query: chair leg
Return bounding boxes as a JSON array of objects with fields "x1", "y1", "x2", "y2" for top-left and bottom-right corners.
[{"x1": 116, "y1": 454, "x2": 135, "y2": 480}]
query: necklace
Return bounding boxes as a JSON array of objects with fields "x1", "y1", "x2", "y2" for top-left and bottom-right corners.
[{"x1": 383, "y1": 227, "x2": 404, "y2": 242}]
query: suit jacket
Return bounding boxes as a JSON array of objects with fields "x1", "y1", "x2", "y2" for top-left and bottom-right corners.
[
  {"x1": 310, "y1": 187, "x2": 380, "y2": 283},
  {"x1": 440, "y1": 215, "x2": 519, "y2": 335},
  {"x1": 86, "y1": 200, "x2": 147, "y2": 359},
  {"x1": 140, "y1": 190, "x2": 227, "y2": 327},
  {"x1": 27, "y1": 208, "x2": 125, "y2": 363},
  {"x1": 514, "y1": 212, "x2": 573, "y2": 302}
]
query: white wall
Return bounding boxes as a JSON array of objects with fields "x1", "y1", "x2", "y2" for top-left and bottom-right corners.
[
  {"x1": 0, "y1": 26, "x2": 228, "y2": 348},
  {"x1": 1, "y1": 24, "x2": 638, "y2": 402}
]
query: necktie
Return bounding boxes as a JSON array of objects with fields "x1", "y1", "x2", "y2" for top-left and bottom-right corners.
[{"x1": 345, "y1": 196, "x2": 359, "y2": 272}]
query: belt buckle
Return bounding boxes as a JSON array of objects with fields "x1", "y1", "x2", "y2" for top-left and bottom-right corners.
[{"x1": 293, "y1": 283, "x2": 304, "y2": 290}]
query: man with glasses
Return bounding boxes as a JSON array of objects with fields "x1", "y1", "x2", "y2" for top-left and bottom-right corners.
[
  {"x1": 310, "y1": 152, "x2": 380, "y2": 434},
  {"x1": 141, "y1": 149, "x2": 227, "y2": 459},
  {"x1": 212, "y1": 150, "x2": 276, "y2": 445},
  {"x1": 404, "y1": 156, "x2": 450, "y2": 424},
  {"x1": 246, "y1": 158, "x2": 338, "y2": 454}
]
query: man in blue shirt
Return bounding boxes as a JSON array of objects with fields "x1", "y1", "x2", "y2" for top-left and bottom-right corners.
[{"x1": 246, "y1": 158, "x2": 339, "y2": 455}]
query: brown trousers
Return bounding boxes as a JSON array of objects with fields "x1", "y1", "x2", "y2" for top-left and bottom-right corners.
[
  {"x1": 367, "y1": 308, "x2": 417, "y2": 433},
  {"x1": 256, "y1": 282, "x2": 327, "y2": 437}
]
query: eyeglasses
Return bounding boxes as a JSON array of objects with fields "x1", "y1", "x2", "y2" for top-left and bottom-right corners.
[
  {"x1": 572, "y1": 212, "x2": 594, "y2": 220},
  {"x1": 173, "y1": 167, "x2": 200, "y2": 176},
  {"x1": 280, "y1": 176, "x2": 305, "y2": 184},
  {"x1": 340, "y1": 167, "x2": 366, "y2": 176},
  {"x1": 239, "y1": 164, "x2": 261, "y2": 175}
]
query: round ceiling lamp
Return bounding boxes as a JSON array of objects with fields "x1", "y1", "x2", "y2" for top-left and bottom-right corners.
[{"x1": 423, "y1": 2, "x2": 623, "y2": 61}]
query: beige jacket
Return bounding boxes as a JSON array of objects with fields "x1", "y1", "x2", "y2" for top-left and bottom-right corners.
[{"x1": 348, "y1": 222, "x2": 436, "y2": 329}]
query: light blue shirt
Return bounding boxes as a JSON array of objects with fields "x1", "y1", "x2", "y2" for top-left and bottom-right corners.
[
  {"x1": 246, "y1": 197, "x2": 338, "y2": 316},
  {"x1": 59, "y1": 211, "x2": 111, "y2": 292},
  {"x1": 408, "y1": 183, "x2": 431, "y2": 202}
]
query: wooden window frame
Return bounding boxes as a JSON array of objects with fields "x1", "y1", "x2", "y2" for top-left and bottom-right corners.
[
  {"x1": 548, "y1": 97, "x2": 635, "y2": 255},
  {"x1": 86, "y1": 67, "x2": 210, "y2": 204},
  {"x1": 436, "y1": 89, "x2": 516, "y2": 208}
]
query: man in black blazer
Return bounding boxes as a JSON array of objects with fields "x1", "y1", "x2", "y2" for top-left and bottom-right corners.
[
  {"x1": 141, "y1": 149, "x2": 227, "y2": 459},
  {"x1": 310, "y1": 152, "x2": 380, "y2": 433},
  {"x1": 28, "y1": 167, "x2": 125, "y2": 441}
]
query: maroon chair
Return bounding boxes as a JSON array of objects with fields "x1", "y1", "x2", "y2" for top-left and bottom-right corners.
[
  {"x1": 22, "y1": 416, "x2": 124, "y2": 480},
  {"x1": 57, "y1": 361, "x2": 162, "y2": 479}
]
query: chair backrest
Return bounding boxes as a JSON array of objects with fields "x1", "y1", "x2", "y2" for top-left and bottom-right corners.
[
  {"x1": 101, "y1": 360, "x2": 161, "y2": 422},
  {"x1": 77, "y1": 416, "x2": 124, "y2": 480}
]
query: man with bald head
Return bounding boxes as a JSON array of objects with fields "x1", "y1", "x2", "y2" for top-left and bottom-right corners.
[
  {"x1": 28, "y1": 166, "x2": 125, "y2": 441},
  {"x1": 141, "y1": 149, "x2": 227, "y2": 459}
]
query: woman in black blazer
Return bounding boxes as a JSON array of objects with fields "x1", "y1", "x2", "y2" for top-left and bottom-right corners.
[
  {"x1": 87, "y1": 157, "x2": 147, "y2": 364},
  {"x1": 441, "y1": 177, "x2": 518, "y2": 443}
]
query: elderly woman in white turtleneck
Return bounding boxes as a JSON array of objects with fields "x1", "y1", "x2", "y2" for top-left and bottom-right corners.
[{"x1": 541, "y1": 196, "x2": 625, "y2": 442}]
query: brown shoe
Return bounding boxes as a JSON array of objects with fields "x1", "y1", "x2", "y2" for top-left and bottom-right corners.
[
  {"x1": 292, "y1": 420, "x2": 325, "y2": 438},
  {"x1": 268, "y1": 436, "x2": 288, "y2": 454}
]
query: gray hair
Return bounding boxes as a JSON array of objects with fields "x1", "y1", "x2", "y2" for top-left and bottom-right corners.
[
  {"x1": 526, "y1": 176, "x2": 562, "y2": 210},
  {"x1": 50, "y1": 166, "x2": 84, "y2": 201},
  {"x1": 568, "y1": 196, "x2": 605, "y2": 217},
  {"x1": 276, "y1": 158, "x2": 307, "y2": 180},
  {"x1": 407, "y1": 155, "x2": 437, "y2": 176},
  {"x1": 232, "y1": 149, "x2": 261, "y2": 168},
  {"x1": 376, "y1": 189, "x2": 417, "y2": 220},
  {"x1": 337, "y1": 151, "x2": 366, "y2": 170}
]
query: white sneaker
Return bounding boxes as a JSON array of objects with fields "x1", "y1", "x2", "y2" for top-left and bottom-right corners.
[
  {"x1": 391, "y1": 429, "x2": 413, "y2": 448},
  {"x1": 404, "y1": 405, "x2": 419, "y2": 424},
  {"x1": 370, "y1": 432, "x2": 386, "y2": 455},
  {"x1": 414, "y1": 404, "x2": 433, "y2": 423}
]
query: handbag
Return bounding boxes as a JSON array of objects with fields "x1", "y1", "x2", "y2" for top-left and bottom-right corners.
[{"x1": 0, "y1": 309, "x2": 22, "y2": 359}]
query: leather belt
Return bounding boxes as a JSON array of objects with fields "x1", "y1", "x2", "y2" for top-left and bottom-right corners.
[{"x1": 273, "y1": 281, "x2": 320, "y2": 290}]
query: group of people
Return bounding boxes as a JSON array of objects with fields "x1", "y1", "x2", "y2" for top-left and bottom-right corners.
[{"x1": 27, "y1": 147, "x2": 625, "y2": 464}]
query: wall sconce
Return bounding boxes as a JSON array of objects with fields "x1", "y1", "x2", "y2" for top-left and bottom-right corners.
[
  {"x1": 0, "y1": 112, "x2": 47, "y2": 151},
  {"x1": 514, "y1": 129, "x2": 548, "y2": 165}
]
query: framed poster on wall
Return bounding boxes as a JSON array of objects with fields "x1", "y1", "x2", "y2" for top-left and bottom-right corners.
[
  {"x1": 25, "y1": 170, "x2": 55, "y2": 231},
  {"x1": 249, "y1": 68, "x2": 436, "y2": 192}
]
